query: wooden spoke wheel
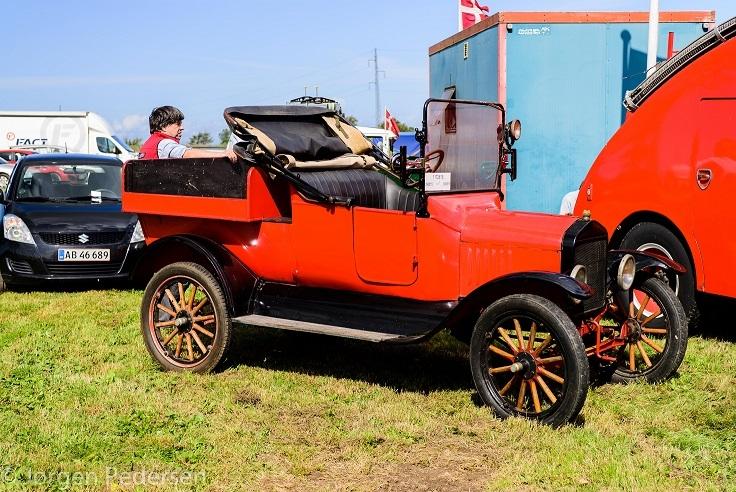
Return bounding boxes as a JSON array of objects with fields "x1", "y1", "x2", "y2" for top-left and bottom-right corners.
[
  {"x1": 470, "y1": 295, "x2": 589, "y2": 428},
  {"x1": 611, "y1": 277, "x2": 687, "y2": 383},
  {"x1": 141, "y1": 262, "x2": 232, "y2": 373}
]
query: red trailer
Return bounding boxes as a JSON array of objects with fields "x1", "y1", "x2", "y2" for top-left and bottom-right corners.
[{"x1": 575, "y1": 17, "x2": 736, "y2": 325}]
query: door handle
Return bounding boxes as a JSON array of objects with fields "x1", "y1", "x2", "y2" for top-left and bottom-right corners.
[{"x1": 697, "y1": 168, "x2": 712, "y2": 190}]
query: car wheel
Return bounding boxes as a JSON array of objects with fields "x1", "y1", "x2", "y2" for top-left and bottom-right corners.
[
  {"x1": 0, "y1": 173, "x2": 9, "y2": 192},
  {"x1": 469, "y1": 294, "x2": 589, "y2": 428},
  {"x1": 141, "y1": 262, "x2": 232, "y2": 373},
  {"x1": 620, "y1": 222, "x2": 698, "y2": 327},
  {"x1": 611, "y1": 277, "x2": 688, "y2": 384}
]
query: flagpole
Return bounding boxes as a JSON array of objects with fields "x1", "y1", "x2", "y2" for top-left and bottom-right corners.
[
  {"x1": 458, "y1": 0, "x2": 463, "y2": 32},
  {"x1": 646, "y1": 0, "x2": 659, "y2": 73}
]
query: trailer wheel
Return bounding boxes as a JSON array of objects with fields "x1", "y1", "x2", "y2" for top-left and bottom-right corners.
[
  {"x1": 611, "y1": 277, "x2": 687, "y2": 383},
  {"x1": 141, "y1": 262, "x2": 232, "y2": 373},
  {"x1": 620, "y1": 222, "x2": 698, "y2": 327},
  {"x1": 470, "y1": 294, "x2": 589, "y2": 428}
]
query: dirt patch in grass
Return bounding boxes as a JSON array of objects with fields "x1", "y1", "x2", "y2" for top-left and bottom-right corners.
[{"x1": 259, "y1": 438, "x2": 503, "y2": 491}]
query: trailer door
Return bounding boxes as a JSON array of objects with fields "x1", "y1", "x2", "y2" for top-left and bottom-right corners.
[{"x1": 691, "y1": 98, "x2": 736, "y2": 297}]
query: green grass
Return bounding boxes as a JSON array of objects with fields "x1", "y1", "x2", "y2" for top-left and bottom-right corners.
[{"x1": 1, "y1": 289, "x2": 735, "y2": 491}]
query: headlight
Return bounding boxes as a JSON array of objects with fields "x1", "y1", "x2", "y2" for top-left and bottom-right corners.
[
  {"x1": 507, "y1": 120, "x2": 522, "y2": 141},
  {"x1": 130, "y1": 220, "x2": 145, "y2": 243},
  {"x1": 3, "y1": 214, "x2": 36, "y2": 245},
  {"x1": 617, "y1": 254, "x2": 636, "y2": 290},
  {"x1": 570, "y1": 264, "x2": 587, "y2": 284}
]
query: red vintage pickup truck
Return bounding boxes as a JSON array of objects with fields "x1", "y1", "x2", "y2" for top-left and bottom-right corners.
[{"x1": 122, "y1": 99, "x2": 686, "y2": 427}]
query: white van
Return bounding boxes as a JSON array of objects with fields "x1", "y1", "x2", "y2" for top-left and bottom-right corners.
[
  {"x1": 357, "y1": 126, "x2": 395, "y2": 156},
  {"x1": 0, "y1": 111, "x2": 137, "y2": 161}
]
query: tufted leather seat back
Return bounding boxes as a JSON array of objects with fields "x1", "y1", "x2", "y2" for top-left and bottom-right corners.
[{"x1": 296, "y1": 169, "x2": 421, "y2": 212}]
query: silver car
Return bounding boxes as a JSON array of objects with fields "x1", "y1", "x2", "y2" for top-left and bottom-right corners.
[{"x1": 0, "y1": 157, "x2": 13, "y2": 193}]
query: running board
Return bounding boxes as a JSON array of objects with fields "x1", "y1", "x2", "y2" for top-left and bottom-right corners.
[{"x1": 233, "y1": 314, "x2": 408, "y2": 343}]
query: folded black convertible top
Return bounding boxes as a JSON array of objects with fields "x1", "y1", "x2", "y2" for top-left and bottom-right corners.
[
  {"x1": 223, "y1": 105, "x2": 355, "y2": 161},
  {"x1": 224, "y1": 105, "x2": 338, "y2": 119}
]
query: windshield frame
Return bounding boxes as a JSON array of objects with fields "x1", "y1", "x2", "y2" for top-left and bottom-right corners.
[{"x1": 420, "y1": 98, "x2": 506, "y2": 196}]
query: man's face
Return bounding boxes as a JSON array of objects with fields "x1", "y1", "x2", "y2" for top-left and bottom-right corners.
[{"x1": 161, "y1": 120, "x2": 184, "y2": 140}]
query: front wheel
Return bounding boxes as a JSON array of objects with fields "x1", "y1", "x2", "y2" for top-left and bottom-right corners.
[
  {"x1": 141, "y1": 262, "x2": 232, "y2": 373},
  {"x1": 0, "y1": 173, "x2": 9, "y2": 192},
  {"x1": 611, "y1": 277, "x2": 688, "y2": 383},
  {"x1": 470, "y1": 295, "x2": 589, "y2": 428}
]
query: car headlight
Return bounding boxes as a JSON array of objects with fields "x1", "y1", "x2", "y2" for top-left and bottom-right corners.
[
  {"x1": 3, "y1": 214, "x2": 35, "y2": 245},
  {"x1": 570, "y1": 264, "x2": 587, "y2": 285},
  {"x1": 617, "y1": 254, "x2": 636, "y2": 290},
  {"x1": 130, "y1": 220, "x2": 145, "y2": 243}
]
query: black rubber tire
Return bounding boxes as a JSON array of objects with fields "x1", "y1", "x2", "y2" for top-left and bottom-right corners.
[
  {"x1": 469, "y1": 294, "x2": 589, "y2": 428},
  {"x1": 611, "y1": 277, "x2": 688, "y2": 384},
  {"x1": 0, "y1": 172, "x2": 8, "y2": 192},
  {"x1": 620, "y1": 222, "x2": 698, "y2": 328},
  {"x1": 0, "y1": 275, "x2": 6, "y2": 293},
  {"x1": 141, "y1": 262, "x2": 232, "y2": 373}
]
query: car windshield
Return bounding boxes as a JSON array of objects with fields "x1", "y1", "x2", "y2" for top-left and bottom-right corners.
[
  {"x1": 112, "y1": 135, "x2": 134, "y2": 153},
  {"x1": 423, "y1": 100, "x2": 502, "y2": 194},
  {"x1": 13, "y1": 162, "x2": 122, "y2": 202}
]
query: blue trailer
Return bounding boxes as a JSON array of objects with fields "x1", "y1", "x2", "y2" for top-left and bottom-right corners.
[{"x1": 429, "y1": 11, "x2": 714, "y2": 213}]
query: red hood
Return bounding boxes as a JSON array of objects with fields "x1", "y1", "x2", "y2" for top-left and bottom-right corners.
[{"x1": 427, "y1": 193, "x2": 579, "y2": 295}]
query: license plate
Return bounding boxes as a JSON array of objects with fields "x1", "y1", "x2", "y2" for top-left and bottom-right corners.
[{"x1": 57, "y1": 248, "x2": 111, "y2": 262}]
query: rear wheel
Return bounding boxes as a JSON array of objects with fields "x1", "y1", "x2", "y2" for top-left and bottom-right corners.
[
  {"x1": 0, "y1": 173, "x2": 9, "y2": 192},
  {"x1": 611, "y1": 277, "x2": 687, "y2": 383},
  {"x1": 470, "y1": 295, "x2": 589, "y2": 428},
  {"x1": 141, "y1": 262, "x2": 232, "y2": 373},
  {"x1": 620, "y1": 222, "x2": 698, "y2": 327}
]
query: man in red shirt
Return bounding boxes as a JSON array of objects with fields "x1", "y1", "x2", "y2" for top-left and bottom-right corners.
[{"x1": 139, "y1": 106, "x2": 237, "y2": 161}]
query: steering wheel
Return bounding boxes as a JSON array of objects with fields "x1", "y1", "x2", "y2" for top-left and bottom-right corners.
[{"x1": 423, "y1": 149, "x2": 445, "y2": 173}]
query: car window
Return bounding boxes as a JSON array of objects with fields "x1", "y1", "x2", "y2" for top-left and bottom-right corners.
[
  {"x1": 96, "y1": 137, "x2": 118, "y2": 154},
  {"x1": 14, "y1": 162, "x2": 122, "y2": 201}
]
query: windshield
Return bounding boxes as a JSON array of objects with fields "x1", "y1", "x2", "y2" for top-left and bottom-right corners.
[
  {"x1": 423, "y1": 100, "x2": 502, "y2": 194},
  {"x1": 112, "y1": 135, "x2": 134, "y2": 153},
  {"x1": 13, "y1": 162, "x2": 122, "y2": 202}
]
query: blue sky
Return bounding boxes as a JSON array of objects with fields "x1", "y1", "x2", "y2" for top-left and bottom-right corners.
[{"x1": 3, "y1": 1, "x2": 734, "y2": 141}]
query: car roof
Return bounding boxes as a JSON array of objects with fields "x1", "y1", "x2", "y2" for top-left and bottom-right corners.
[{"x1": 19, "y1": 153, "x2": 122, "y2": 165}]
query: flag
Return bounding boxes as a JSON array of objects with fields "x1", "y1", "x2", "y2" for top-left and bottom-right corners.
[
  {"x1": 385, "y1": 108, "x2": 400, "y2": 138},
  {"x1": 459, "y1": 0, "x2": 490, "y2": 31}
]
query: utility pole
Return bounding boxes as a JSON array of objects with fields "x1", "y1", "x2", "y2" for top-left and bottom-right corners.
[
  {"x1": 646, "y1": 0, "x2": 660, "y2": 73},
  {"x1": 369, "y1": 49, "x2": 385, "y2": 126}
]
